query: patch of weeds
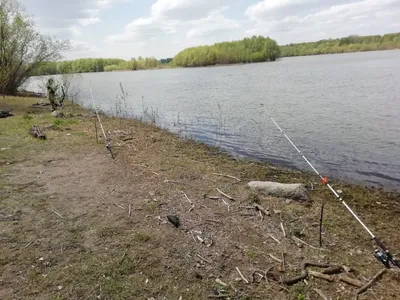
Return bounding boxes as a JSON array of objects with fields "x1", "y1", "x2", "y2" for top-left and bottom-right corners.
[
  {"x1": 23, "y1": 114, "x2": 33, "y2": 120},
  {"x1": 0, "y1": 256, "x2": 9, "y2": 266},
  {"x1": 322, "y1": 219, "x2": 333, "y2": 229},
  {"x1": 289, "y1": 283, "x2": 308, "y2": 300},
  {"x1": 65, "y1": 119, "x2": 78, "y2": 125},
  {"x1": 245, "y1": 250, "x2": 259, "y2": 259},
  {"x1": 53, "y1": 119, "x2": 64, "y2": 127},
  {"x1": 97, "y1": 226, "x2": 118, "y2": 238},
  {"x1": 115, "y1": 255, "x2": 139, "y2": 276},
  {"x1": 144, "y1": 201, "x2": 157, "y2": 213},
  {"x1": 247, "y1": 192, "x2": 260, "y2": 204},
  {"x1": 133, "y1": 232, "x2": 151, "y2": 243}
]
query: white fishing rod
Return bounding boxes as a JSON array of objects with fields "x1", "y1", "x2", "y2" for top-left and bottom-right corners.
[
  {"x1": 90, "y1": 87, "x2": 114, "y2": 159},
  {"x1": 261, "y1": 104, "x2": 399, "y2": 268}
]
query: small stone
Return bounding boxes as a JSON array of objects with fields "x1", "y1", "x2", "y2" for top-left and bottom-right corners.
[
  {"x1": 66, "y1": 133, "x2": 71, "y2": 136},
  {"x1": 38, "y1": 257, "x2": 44, "y2": 261},
  {"x1": 167, "y1": 215, "x2": 180, "y2": 228},
  {"x1": 337, "y1": 190, "x2": 343, "y2": 194},
  {"x1": 285, "y1": 199, "x2": 292, "y2": 205},
  {"x1": 57, "y1": 285, "x2": 63, "y2": 290}
]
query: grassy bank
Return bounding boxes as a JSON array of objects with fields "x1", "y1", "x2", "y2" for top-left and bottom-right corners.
[{"x1": 1, "y1": 96, "x2": 400, "y2": 300}]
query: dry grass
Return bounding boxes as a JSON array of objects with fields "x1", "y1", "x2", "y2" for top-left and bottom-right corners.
[{"x1": 1, "y1": 96, "x2": 400, "y2": 300}]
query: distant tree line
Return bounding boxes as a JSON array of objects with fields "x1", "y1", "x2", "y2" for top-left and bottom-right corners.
[
  {"x1": 31, "y1": 32, "x2": 400, "y2": 76},
  {"x1": 32, "y1": 56, "x2": 172, "y2": 75},
  {"x1": 173, "y1": 36, "x2": 280, "y2": 67},
  {"x1": 280, "y1": 33, "x2": 400, "y2": 57}
]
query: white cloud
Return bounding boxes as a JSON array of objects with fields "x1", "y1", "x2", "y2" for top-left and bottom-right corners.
[
  {"x1": 150, "y1": 0, "x2": 229, "y2": 21},
  {"x1": 246, "y1": 0, "x2": 400, "y2": 44},
  {"x1": 20, "y1": 0, "x2": 123, "y2": 38},
  {"x1": 106, "y1": 0, "x2": 240, "y2": 46},
  {"x1": 187, "y1": 13, "x2": 240, "y2": 38}
]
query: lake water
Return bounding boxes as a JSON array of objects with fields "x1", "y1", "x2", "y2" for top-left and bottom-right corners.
[{"x1": 25, "y1": 50, "x2": 400, "y2": 190}]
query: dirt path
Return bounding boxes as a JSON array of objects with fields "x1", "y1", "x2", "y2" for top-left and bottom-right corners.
[{"x1": 1, "y1": 96, "x2": 400, "y2": 300}]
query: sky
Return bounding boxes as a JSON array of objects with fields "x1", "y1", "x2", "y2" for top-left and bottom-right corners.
[{"x1": 18, "y1": 0, "x2": 400, "y2": 60}]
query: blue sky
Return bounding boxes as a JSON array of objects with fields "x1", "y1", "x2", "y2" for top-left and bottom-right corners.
[{"x1": 19, "y1": 0, "x2": 400, "y2": 60}]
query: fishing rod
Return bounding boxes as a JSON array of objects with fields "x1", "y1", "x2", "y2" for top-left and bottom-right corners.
[
  {"x1": 261, "y1": 104, "x2": 399, "y2": 269},
  {"x1": 90, "y1": 87, "x2": 114, "y2": 159}
]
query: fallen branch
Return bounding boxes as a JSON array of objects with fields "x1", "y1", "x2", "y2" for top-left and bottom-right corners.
[
  {"x1": 308, "y1": 270, "x2": 335, "y2": 282},
  {"x1": 213, "y1": 173, "x2": 241, "y2": 182},
  {"x1": 314, "y1": 288, "x2": 329, "y2": 300},
  {"x1": 268, "y1": 253, "x2": 282, "y2": 263},
  {"x1": 180, "y1": 191, "x2": 193, "y2": 204},
  {"x1": 339, "y1": 276, "x2": 364, "y2": 288},
  {"x1": 196, "y1": 253, "x2": 211, "y2": 264},
  {"x1": 267, "y1": 233, "x2": 281, "y2": 244},
  {"x1": 280, "y1": 222, "x2": 286, "y2": 238},
  {"x1": 236, "y1": 267, "x2": 249, "y2": 284},
  {"x1": 208, "y1": 196, "x2": 223, "y2": 200},
  {"x1": 291, "y1": 236, "x2": 329, "y2": 251},
  {"x1": 29, "y1": 125, "x2": 46, "y2": 140},
  {"x1": 51, "y1": 209, "x2": 63, "y2": 218},
  {"x1": 267, "y1": 261, "x2": 342, "y2": 285},
  {"x1": 217, "y1": 188, "x2": 235, "y2": 201},
  {"x1": 355, "y1": 269, "x2": 386, "y2": 300},
  {"x1": 128, "y1": 204, "x2": 132, "y2": 216},
  {"x1": 254, "y1": 204, "x2": 270, "y2": 216}
]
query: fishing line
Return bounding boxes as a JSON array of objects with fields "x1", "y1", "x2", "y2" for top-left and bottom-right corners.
[
  {"x1": 90, "y1": 86, "x2": 114, "y2": 159},
  {"x1": 261, "y1": 104, "x2": 399, "y2": 268}
]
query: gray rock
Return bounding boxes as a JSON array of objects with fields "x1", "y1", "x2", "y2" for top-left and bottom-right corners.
[
  {"x1": 247, "y1": 181, "x2": 310, "y2": 201},
  {"x1": 51, "y1": 110, "x2": 60, "y2": 117}
]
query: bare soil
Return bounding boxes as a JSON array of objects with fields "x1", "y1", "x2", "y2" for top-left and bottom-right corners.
[{"x1": 1, "y1": 96, "x2": 400, "y2": 300}]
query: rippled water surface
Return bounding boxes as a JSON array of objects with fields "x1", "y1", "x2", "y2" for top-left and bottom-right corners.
[{"x1": 26, "y1": 50, "x2": 400, "y2": 190}]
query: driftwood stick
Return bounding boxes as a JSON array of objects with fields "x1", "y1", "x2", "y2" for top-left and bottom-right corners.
[
  {"x1": 254, "y1": 204, "x2": 270, "y2": 216},
  {"x1": 319, "y1": 203, "x2": 325, "y2": 247},
  {"x1": 268, "y1": 253, "x2": 282, "y2": 263},
  {"x1": 213, "y1": 173, "x2": 241, "y2": 182},
  {"x1": 29, "y1": 125, "x2": 46, "y2": 140},
  {"x1": 216, "y1": 188, "x2": 234, "y2": 201},
  {"x1": 180, "y1": 191, "x2": 193, "y2": 204},
  {"x1": 268, "y1": 233, "x2": 281, "y2": 244},
  {"x1": 196, "y1": 253, "x2": 211, "y2": 264},
  {"x1": 321, "y1": 266, "x2": 344, "y2": 275},
  {"x1": 339, "y1": 276, "x2": 364, "y2": 288},
  {"x1": 268, "y1": 261, "x2": 342, "y2": 285},
  {"x1": 128, "y1": 204, "x2": 132, "y2": 216},
  {"x1": 51, "y1": 209, "x2": 63, "y2": 218},
  {"x1": 235, "y1": 267, "x2": 249, "y2": 284},
  {"x1": 208, "y1": 196, "x2": 223, "y2": 200},
  {"x1": 355, "y1": 269, "x2": 386, "y2": 300},
  {"x1": 314, "y1": 288, "x2": 329, "y2": 300},
  {"x1": 280, "y1": 222, "x2": 286, "y2": 237},
  {"x1": 308, "y1": 270, "x2": 335, "y2": 282}
]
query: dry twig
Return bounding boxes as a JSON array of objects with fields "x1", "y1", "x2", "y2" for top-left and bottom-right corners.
[
  {"x1": 236, "y1": 267, "x2": 249, "y2": 284},
  {"x1": 314, "y1": 288, "x2": 329, "y2": 300},
  {"x1": 196, "y1": 253, "x2": 211, "y2": 264},
  {"x1": 291, "y1": 236, "x2": 329, "y2": 251},
  {"x1": 213, "y1": 173, "x2": 241, "y2": 182},
  {"x1": 268, "y1": 233, "x2": 281, "y2": 244},
  {"x1": 217, "y1": 188, "x2": 234, "y2": 201},
  {"x1": 355, "y1": 269, "x2": 386, "y2": 300},
  {"x1": 51, "y1": 209, "x2": 63, "y2": 218}
]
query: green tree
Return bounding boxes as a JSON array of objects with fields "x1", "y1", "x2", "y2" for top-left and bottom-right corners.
[{"x1": 0, "y1": 0, "x2": 70, "y2": 95}]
